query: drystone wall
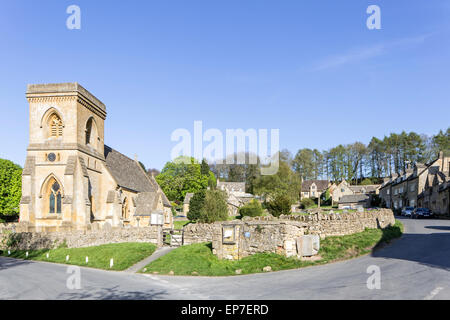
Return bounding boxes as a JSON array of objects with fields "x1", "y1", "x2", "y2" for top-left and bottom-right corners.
[
  {"x1": 182, "y1": 209, "x2": 396, "y2": 260},
  {"x1": 0, "y1": 223, "x2": 163, "y2": 250}
]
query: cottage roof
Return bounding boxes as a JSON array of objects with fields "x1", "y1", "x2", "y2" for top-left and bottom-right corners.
[
  {"x1": 217, "y1": 181, "x2": 246, "y2": 192},
  {"x1": 339, "y1": 194, "x2": 370, "y2": 204},
  {"x1": 302, "y1": 180, "x2": 329, "y2": 191},
  {"x1": 349, "y1": 185, "x2": 380, "y2": 193}
]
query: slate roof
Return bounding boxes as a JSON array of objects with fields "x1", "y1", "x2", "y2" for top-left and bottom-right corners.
[
  {"x1": 135, "y1": 192, "x2": 160, "y2": 216},
  {"x1": 217, "y1": 181, "x2": 246, "y2": 192},
  {"x1": 349, "y1": 185, "x2": 380, "y2": 193},
  {"x1": 339, "y1": 194, "x2": 370, "y2": 204},
  {"x1": 302, "y1": 180, "x2": 329, "y2": 191},
  {"x1": 104, "y1": 145, "x2": 156, "y2": 193}
]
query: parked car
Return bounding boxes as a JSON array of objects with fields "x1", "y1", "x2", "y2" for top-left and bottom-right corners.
[
  {"x1": 412, "y1": 208, "x2": 433, "y2": 219},
  {"x1": 401, "y1": 207, "x2": 415, "y2": 217}
]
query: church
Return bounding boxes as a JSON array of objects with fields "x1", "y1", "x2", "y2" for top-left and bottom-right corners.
[{"x1": 19, "y1": 83, "x2": 173, "y2": 232}]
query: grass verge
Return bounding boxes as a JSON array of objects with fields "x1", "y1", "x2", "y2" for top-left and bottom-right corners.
[
  {"x1": 173, "y1": 220, "x2": 191, "y2": 230},
  {"x1": 141, "y1": 220, "x2": 403, "y2": 276},
  {"x1": 0, "y1": 242, "x2": 156, "y2": 271}
]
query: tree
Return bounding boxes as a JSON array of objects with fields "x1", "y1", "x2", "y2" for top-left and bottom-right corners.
[
  {"x1": 187, "y1": 190, "x2": 206, "y2": 222},
  {"x1": 0, "y1": 159, "x2": 22, "y2": 216},
  {"x1": 156, "y1": 156, "x2": 209, "y2": 202},
  {"x1": 253, "y1": 157, "x2": 301, "y2": 203},
  {"x1": 199, "y1": 190, "x2": 229, "y2": 223},
  {"x1": 147, "y1": 168, "x2": 160, "y2": 177},
  {"x1": 432, "y1": 128, "x2": 450, "y2": 157},
  {"x1": 200, "y1": 159, "x2": 210, "y2": 176}
]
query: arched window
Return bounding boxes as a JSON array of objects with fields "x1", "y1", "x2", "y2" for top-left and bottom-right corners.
[
  {"x1": 49, "y1": 114, "x2": 63, "y2": 138},
  {"x1": 85, "y1": 117, "x2": 98, "y2": 148},
  {"x1": 48, "y1": 180, "x2": 62, "y2": 214},
  {"x1": 122, "y1": 197, "x2": 129, "y2": 220}
]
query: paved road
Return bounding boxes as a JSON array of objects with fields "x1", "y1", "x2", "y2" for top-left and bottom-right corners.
[{"x1": 1, "y1": 217, "x2": 449, "y2": 300}]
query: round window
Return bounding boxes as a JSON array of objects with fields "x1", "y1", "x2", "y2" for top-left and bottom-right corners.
[{"x1": 47, "y1": 153, "x2": 56, "y2": 162}]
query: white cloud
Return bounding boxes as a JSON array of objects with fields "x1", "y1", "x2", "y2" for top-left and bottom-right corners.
[{"x1": 314, "y1": 33, "x2": 432, "y2": 71}]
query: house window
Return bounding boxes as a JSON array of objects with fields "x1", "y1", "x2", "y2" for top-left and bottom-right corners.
[{"x1": 48, "y1": 181, "x2": 62, "y2": 214}]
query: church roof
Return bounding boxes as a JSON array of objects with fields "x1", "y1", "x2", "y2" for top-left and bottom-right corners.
[
  {"x1": 104, "y1": 145, "x2": 156, "y2": 193},
  {"x1": 135, "y1": 192, "x2": 160, "y2": 216}
]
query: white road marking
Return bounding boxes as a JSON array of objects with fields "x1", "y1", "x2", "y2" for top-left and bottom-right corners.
[{"x1": 424, "y1": 287, "x2": 443, "y2": 300}]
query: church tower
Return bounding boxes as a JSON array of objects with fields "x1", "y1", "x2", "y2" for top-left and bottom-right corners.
[{"x1": 20, "y1": 83, "x2": 108, "y2": 232}]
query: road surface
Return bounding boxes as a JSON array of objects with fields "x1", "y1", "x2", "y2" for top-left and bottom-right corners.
[{"x1": 1, "y1": 217, "x2": 449, "y2": 300}]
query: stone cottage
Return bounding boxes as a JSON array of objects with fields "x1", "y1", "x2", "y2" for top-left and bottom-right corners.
[
  {"x1": 217, "y1": 179, "x2": 254, "y2": 216},
  {"x1": 19, "y1": 83, "x2": 173, "y2": 232}
]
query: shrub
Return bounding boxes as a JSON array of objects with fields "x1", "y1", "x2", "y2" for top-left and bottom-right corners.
[
  {"x1": 239, "y1": 200, "x2": 263, "y2": 217},
  {"x1": 300, "y1": 198, "x2": 315, "y2": 209},
  {"x1": 267, "y1": 195, "x2": 292, "y2": 217}
]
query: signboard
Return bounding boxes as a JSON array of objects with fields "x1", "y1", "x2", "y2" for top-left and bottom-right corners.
[
  {"x1": 151, "y1": 213, "x2": 164, "y2": 225},
  {"x1": 222, "y1": 225, "x2": 236, "y2": 244}
]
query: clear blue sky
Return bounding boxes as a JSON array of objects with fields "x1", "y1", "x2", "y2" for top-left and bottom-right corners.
[{"x1": 1, "y1": 1, "x2": 449, "y2": 170}]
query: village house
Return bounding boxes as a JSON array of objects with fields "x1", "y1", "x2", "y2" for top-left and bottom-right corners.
[
  {"x1": 19, "y1": 83, "x2": 173, "y2": 232},
  {"x1": 379, "y1": 152, "x2": 450, "y2": 215},
  {"x1": 328, "y1": 180, "x2": 353, "y2": 204},
  {"x1": 217, "y1": 180, "x2": 254, "y2": 216},
  {"x1": 329, "y1": 180, "x2": 381, "y2": 207},
  {"x1": 338, "y1": 194, "x2": 371, "y2": 209},
  {"x1": 301, "y1": 180, "x2": 331, "y2": 199}
]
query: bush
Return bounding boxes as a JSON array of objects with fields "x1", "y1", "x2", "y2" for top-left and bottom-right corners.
[
  {"x1": 267, "y1": 195, "x2": 292, "y2": 217},
  {"x1": 239, "y1": 200, "x2": 263, "y2": 217},
  {"x1": 300, "y1": 198, "x2": 315, "y2": 209}
]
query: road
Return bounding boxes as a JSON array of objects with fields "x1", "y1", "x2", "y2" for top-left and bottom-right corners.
[{"x1": 1, "y1": 217, "x2": 449, "y2": 300}]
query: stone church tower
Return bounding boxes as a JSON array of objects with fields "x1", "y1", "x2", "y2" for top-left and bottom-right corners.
[{"x1": 19, "y1": 83, "x2": 172, "y2": 232}]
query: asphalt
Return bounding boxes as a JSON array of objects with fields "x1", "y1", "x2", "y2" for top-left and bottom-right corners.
[{"x1": 1, "y1": 217, "x2": 449, "y2": 300}]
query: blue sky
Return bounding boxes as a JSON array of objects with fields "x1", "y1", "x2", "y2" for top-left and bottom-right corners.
[{"x1": 1, "y1": 1, "x2": 449, "y2": 170}]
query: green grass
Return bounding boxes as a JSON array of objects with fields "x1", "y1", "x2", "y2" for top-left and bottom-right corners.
[
  {"x1": 0, "y1": 242, "x2": 156, "y2": 271},
  {"x1": 142, "y1": 220, "x2": 403, "y2": 276},
  {"x1": 173, "y1": 220, "x2": 191, "y2": 230}
]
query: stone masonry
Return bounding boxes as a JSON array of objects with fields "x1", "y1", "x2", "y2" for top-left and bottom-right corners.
[
  {"x1": 182, "y1": 209, "x2": 395, "y2": 260},
  {"x1": 0, "y1": 223, "x2": 162, "y2": 250}
]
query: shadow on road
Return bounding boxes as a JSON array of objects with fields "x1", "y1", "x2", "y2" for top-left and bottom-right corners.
[
  {"x1": 424, "y1": 226, "x2": 450, "y2": 231},
  {"x1": 56, "y1": 285, "x2": 168, "y2": 300},
  {"x1": 0, "y1": 256, "x2": 34, "y2": 270},
  {"x1": 371, "y1": 224, "x2": 450, "y2": 271}
]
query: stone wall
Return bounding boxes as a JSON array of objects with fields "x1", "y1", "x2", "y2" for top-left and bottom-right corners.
[
  {"x1": 212, "y1": 221, "x2": 306, "y2": 260},
  {"x1": 182, "y1": 223, "x2": 216, "y2": 245},
  {"x1": 277, "y1": 208, "x2": 395, "y2": 238},
  {"x1": 182, "y1": 209, "x2": 396, "y2": 260},
  {"x1": 0, "y1": 223, "x2": 162, "y2": 250}
]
